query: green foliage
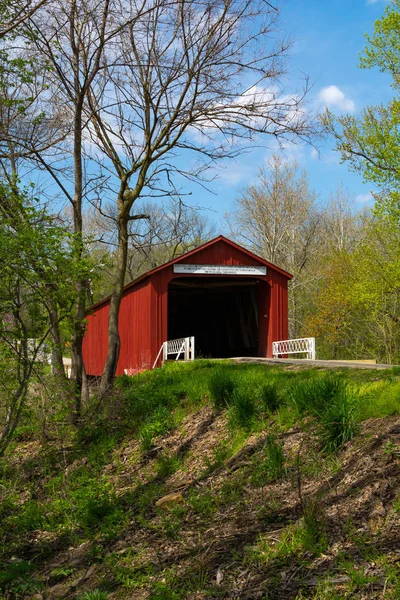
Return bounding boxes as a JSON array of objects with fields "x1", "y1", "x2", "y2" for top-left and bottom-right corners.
[
  {"x1": 114, "y1": 563, "x2": 155, "y2": 589},
  {"x1": 359, "y1": 379, "x2": 400, "y2": 419},
  {"x1": 139, "y1": 406, "x2": 176, "y2": 453},
  {"x1": 209, "y1": 368, "x2": 236, "y2": 409},
  {"x1": 0, "y1": 559, "x2": 42, "y2": 595},
  {"x1": 0, "y1": 361, "x2": 400, "y2": 599}
]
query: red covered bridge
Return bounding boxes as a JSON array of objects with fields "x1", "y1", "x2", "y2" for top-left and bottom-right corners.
[{"x1": 83, "y1": 235, "x2": 292, "y2": 376}]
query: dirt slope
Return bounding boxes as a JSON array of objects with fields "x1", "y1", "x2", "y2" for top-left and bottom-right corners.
[{"x1": 30, "y1": 409, "x2": 400, "y2": 599}]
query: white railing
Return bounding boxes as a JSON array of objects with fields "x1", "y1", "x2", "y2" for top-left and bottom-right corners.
[
  {"x1": 272, "y1": 337, "x2": 316, "y2": 360},
  {"x1": 152, "y1": 336, "x2": 195, "y2": 369}
]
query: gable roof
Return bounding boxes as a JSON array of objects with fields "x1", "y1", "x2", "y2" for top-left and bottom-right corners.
[{"x1": 89, "y1": 235, "x2": 292, "y2": 311}]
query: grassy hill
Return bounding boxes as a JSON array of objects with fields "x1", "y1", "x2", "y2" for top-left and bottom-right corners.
[{"x1": 1, "y1": 361, "x2": 400, "y2": 599}]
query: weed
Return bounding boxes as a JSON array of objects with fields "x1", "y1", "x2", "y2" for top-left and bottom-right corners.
[
  {"x1": 74, "y1": 480, "x2": 119, "y2": 528},
  {"x1": 250, "y1": 501, "x2": 327, "y2": 567},
  {"x1": 227, "y1": 390, "x2": 256, "y2": 429},
  {"x1": 49, "y1": 567, "x2": 75, "y2": 582},
  {"x1": 383, "y1": 439, "x2": 400, "y2": 457},
  {"x1": 156, "y1": 505, "x2": 186, "y2": 539},
  {"x1": 133, "y1": 482, "x2": 164, "y2": 514},
  {"x1": 300, "y1": 451, "x2": 341, "y2": 478},
  {"x1": 204, "y1": 440, "x2": 231, "y2": 472},
  {"x1": 115, "y1": 564, "x2": 155, "y2": 589},
  {"x1": 218, "y1": 474, "x2": 246, "y2": 505},
  {"x1": 251, "y1": 435, "x2": 286, "y2": 486},
  {"x1": 317, "y1": 387, "x2": 360, "y2": 452},
  {"x1": 304, "y1": 579, "x2": 346, "y2": 600},
  {"x1": 289, "y1": 373, "x2": 346, "y2": 416},
  {"x1": 155, "y1": 454, "x2": 181, "y2": 479},
  {"x1": 259, "y1": 382, "x2": 280, "y2": 413},
  {"x1": 301, "y1": 499, "x2": 327, "y2": 554},
  {"x1": 250, "y1": 519, "x2": 327, "y2": 567},
  {"x1": 139, "y1": 426, "x2": 155, "y2": 452},
  {"x1": 150, "y1": 581, "x2": 182, "y2": 599},
  {"x1": 78, "y1": 591, "x2": 110, "y2": 600},
  {"x1": 188, "y1": 490, "x2": 216, "y2": 515},
  {"x1": 139, "y1": 406, "x2": 175, "y2": 453},
  {"x1": 209, "y1": 369, "x2": 236, "y2": 409},
  {"x1": 359, "y1": 380, "x2": 400, "y2": 419}
]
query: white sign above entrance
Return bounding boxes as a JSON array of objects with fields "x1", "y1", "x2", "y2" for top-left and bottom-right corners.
[{"x1": 173, "y1": 264, "x2": 267, "y2": 275}]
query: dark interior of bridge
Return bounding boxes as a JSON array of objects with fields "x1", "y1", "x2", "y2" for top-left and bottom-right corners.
[{"x1": 168, "y1": 277, "x2": 260, "y2": 358}]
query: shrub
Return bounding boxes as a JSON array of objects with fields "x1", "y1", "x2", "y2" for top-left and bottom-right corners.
[
  {"x1": 209, "y1": 369, "x2": 236, "y2": 409},
  {"x1": 228, "y1": 390, "x2": 256, "y2": 429}
]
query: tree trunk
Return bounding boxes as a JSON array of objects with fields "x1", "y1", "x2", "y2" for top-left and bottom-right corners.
[
  {"x1": 70, "y1": 101, "x2": 86, "y2": 423},
  {"x1": 100, "y1": 215, "x2": 129, "y2": 394}
]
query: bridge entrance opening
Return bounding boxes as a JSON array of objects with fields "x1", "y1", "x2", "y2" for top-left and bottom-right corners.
[{"x1": 167, "y1": 277, "x2": 263, "y2": 358}]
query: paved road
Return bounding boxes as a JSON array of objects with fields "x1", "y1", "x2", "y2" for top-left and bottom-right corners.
[{"x1": 231, "y1": 357, "x2": 396, "y2": 370}]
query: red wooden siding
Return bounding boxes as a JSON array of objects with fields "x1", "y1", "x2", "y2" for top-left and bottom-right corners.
[{"x1": 82, "y1": 236, "x2": 292, "y2": 376}]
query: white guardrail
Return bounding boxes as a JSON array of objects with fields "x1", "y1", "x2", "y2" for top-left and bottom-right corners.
[
  {"x1": 152, "y1": 336, "x2": 195, "y2": 369},
  {"x1": 272, "y1": 337, "x2": 316, "y2": 360}
]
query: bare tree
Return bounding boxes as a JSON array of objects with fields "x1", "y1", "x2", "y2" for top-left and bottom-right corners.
[
  {"x1": 86, "y1": 198, "x2": 215, "y2": 301},
  {"x1": 126, "y1": 200, "x2": 216, "y2": 281},
  {"x1": 226, "y1": 156, "x2": 321, "y2": 337},
  {"x1": 80, "y1": 0, "x2": 315, "y2": 390},
  {"x1": 321, "y1": 184, "x2": 365, "y2": 254},
  {"x1": 20, "y1": 0, "x2": 137, "y2": 419}
]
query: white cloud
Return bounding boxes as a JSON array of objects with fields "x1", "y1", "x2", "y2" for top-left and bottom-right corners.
[
  {"x1": 356, "y1": 192, "x2": 374, "y2": 203},
  {"x1": 318, "y1": 85, "x2": 356, "y2": 113}
]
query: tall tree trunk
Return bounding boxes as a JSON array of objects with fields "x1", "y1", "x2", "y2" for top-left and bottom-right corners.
[
  {"x1": 70, "y1": 102, "x2": 86, "y2": 422},
  {"x1": 100, "y1": 215, "x2": 129, "y2": 394}
]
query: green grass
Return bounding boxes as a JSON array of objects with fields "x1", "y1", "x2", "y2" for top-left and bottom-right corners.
[
  {"x1": 227, "y1": 389, "x2": 256, "y2": 429},
  {"x1": 251, "y1": 434, "x2": 286, "y2": 486},
  {"x1": 259, "y1": 381, "x2": 281, "y2": 413},
  {"x1": 209, "y1": 368, "x2": 236, "y2": 408},
  {"x1": 317, "y1": 385, "x2": 360, "y2": 452}
]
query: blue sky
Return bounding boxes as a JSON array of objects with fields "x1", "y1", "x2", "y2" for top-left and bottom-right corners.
[{"x1": 192, "y1": 0, "x2": 392, "y2": 227}]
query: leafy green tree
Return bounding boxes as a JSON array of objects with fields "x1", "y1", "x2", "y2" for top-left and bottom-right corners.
[
  {"x1": 322, "y1": 0, "x2": 400, "y2": 219},
  {"x1": 0, "y1": 179, "x2": 91, "y2": 450},
  {"x1": 307, "y1": 217, "x2": 400, "y2": 363}
]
